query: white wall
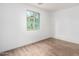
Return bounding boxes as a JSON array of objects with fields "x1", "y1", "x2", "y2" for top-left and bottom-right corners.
[
  {"x1": 50, "y1": 13, "x2": 55, "y2": 37},
  {"x1": 52, "y1": 5, "x2": 79, "y2": 44},
  {"x1": 0, "y1": 3, "x2": 51, "y2": 52}
]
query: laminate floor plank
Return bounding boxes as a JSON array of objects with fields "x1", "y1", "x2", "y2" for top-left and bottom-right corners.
[{"x1": 0, "y1": 38, "x2": 79, "y2": 56}]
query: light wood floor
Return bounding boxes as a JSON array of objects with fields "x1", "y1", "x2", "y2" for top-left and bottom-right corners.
[{"x1": 0, "y1": 38, "x2": 79, "y2": 56}]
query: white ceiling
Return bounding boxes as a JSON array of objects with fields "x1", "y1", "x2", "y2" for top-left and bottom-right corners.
[{"x1": 28, "y1": 3, "x2": 79, "y2": 11}]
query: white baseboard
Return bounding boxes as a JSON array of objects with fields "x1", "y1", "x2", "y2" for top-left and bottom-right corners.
[{"x1": 53, "y1": 36, "x2": 79, "y2": 44}]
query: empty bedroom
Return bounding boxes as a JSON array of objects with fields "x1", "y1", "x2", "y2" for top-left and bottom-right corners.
[{"x1": 0, "y1": 3, "x2": 79, "y2": 56}]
